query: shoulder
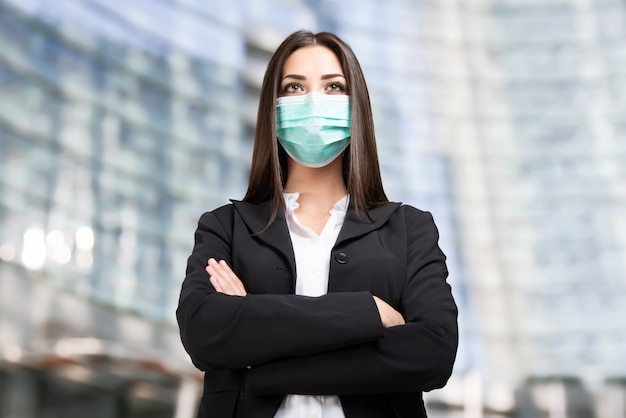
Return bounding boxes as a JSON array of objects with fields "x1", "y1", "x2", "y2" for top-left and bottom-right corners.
[
  {"x1": 198, "y1": 199, "x2": 274, "y2": 234},
  {"x1": 198, "y1": 202, "x2": 236, "y2": 225},
  {"x1": 386, "y1": 204, "x2": 440, "y2": 238},
  {"x1": 397, "y1": 205, "x2": 442, "y2": 246},
  {"x1": 361, "y1": 203, "x2": 437, "y2": 237},
  {"x1": 195, "y1": 203, "x2": 242, "y2": 240},
  {"x1": 383, "y1": 202, "x2": 433, "y2": 223},
  {"x1": 398, "y1": 204, "x2": 432, "y2": 220},
  {"x1": 199, "y1": 198, "x2": 269, "y2": 220},
  {"x1": 362, "y1": 202, "x2": 435, "y2": 228}
]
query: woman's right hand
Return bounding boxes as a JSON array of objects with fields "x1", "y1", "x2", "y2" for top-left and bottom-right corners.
[
  {"x1": 206, "y1": 258, "x2": 247, "y2": 296},
  {"x1": 372, "y1": 296, "x2": 405, "y2": 328}
]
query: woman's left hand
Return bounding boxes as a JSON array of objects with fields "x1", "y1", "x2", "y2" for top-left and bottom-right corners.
[{"x1": 206, "y1": 258, "x2": 247, "y2": 296}]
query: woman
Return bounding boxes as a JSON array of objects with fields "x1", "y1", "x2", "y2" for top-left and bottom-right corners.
[{"x1": 177, "y1": 30, "x2": 458, "y2": 418}]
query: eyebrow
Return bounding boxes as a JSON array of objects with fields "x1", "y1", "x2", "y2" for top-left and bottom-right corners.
[{"x1": 282, "y1": 73, "x2": 346, "y2": 80}]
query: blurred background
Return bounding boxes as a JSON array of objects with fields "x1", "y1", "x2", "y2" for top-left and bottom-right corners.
[{"x1": 1, "y1": 0, "x2": 625, "y2": 417}]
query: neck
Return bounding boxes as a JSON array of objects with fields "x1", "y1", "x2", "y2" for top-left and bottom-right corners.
[{"x1": 284, "y1": 156, "x2": 347, "y2": 209}]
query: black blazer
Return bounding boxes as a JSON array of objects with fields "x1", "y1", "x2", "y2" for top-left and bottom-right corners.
[{"x1": 177, "y1": 199, "x2": 458, "y2": 417}]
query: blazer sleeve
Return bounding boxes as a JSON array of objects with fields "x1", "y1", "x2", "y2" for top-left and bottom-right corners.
[
  {"x1": 246, "y1": 209, "x2": 459, "y2": 394},
  {"x1": 176, "y1": 206, "x2": 385, "y2": 370}
]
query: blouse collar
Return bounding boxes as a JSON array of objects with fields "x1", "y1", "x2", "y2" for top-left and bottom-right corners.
[{"x1": 283, "y1": 192, "x2": 350, "y2": 216}]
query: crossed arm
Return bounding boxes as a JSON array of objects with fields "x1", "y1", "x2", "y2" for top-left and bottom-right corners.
[
  {"x1": 206, "y1": 257, "x2": 405, "y2": 328},
  {"x1": 178, "y1": 208, "x2": 458, "y2": 394}
]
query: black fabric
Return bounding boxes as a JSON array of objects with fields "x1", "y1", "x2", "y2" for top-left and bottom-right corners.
[{"x1": 177, "y1": 199, "x2": 458, "y2": 417}]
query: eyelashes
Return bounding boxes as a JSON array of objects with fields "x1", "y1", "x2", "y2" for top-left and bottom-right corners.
[
  {"x1": 281, "y1": 81, "x2": 347, "y2": 94},
  {"x1": 281, "y1": 82, "x2": 303, "y2": 93},
  {"x1": 326, "y1": 81, "x2": 347, "y2": 93}
]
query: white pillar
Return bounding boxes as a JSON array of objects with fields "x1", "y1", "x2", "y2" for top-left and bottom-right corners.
[
  {"x1": 464, "y1": 370, "x2": 484, "y2": 418},
  {"x1": 173, "y1": 376, "x2": 202, "y2": 418}
]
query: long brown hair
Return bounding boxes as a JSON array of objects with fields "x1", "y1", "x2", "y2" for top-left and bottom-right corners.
[{"x1": 243, "y1": 30, "x2": 388, "y2": 229}]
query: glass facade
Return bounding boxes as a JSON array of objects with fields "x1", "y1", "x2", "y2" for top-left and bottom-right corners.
[
  {"x1": 0, "y1": 0, "x2": 251, "y2": 323},
  {"x1": 443, "y1": 0, "x2": 626, "y2": 381},
  {"x1": 1, "y1": 0, "x2": 626, "y2": 416}
]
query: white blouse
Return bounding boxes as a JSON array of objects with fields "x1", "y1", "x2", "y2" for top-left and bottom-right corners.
[{"x1": 273, "y1": 192, "x2": 349, "y2": 418}]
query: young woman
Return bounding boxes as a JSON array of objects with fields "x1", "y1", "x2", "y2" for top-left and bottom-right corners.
[{"x1": 177, "y1": 30, "x2": 458, "y2": 418}]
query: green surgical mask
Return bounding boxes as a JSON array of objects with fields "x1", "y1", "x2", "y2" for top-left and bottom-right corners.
[{"x1": 275, "y1": 92, "x2": 351, "y2": 168}]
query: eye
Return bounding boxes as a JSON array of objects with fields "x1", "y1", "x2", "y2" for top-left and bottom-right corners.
[
  {"x1": 282, "y1": 82, "x2": 304, "y2": 94},
  {"x1": 325, "y1": 81, "x2": 347, "y2": 94}
]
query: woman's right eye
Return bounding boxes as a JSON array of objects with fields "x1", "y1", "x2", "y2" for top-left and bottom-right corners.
[{"x1": 282, "y1": 83, "x2": 303, "y2": 93}]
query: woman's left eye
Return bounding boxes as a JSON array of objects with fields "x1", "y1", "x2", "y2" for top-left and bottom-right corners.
[{"x1": 325, "y1": 82, "x2": 346, "y2": 92}]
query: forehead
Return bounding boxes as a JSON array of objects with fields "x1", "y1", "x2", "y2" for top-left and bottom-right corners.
[{"x1": 282, "y1": 45, "x2": 343, "y2": 75}]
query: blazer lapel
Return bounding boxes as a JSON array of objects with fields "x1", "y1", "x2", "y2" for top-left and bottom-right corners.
[
  {"x1": 231, "y1": 199, "x2": 296, "y2": 277},
  {"x1": 336, "y1": 201, "x2": 402, "y2": 245},
  {"x1": 231, "y1": 198, "x2": 401, "y2": 276}
]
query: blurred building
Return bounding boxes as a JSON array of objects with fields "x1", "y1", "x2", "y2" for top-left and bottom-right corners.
[{"x1": 1, "y1": 0, "x2": 625, "y2": 417}]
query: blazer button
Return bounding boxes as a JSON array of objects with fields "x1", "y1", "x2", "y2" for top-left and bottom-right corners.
[{"x1": 335, "y1": 252, "x2": 349, "y2": 264}]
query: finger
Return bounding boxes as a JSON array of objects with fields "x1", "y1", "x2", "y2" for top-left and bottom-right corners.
[
  {"x1": 211, "y1": 259, "x2": 245, "y2": 296},
  {"x1": 219, "y1": 260, "x2": 247, "y2": 296},
  {"x1": 209, "y1": 269, "x2": 239, "y2": 295},
  {"x1": 209, "y1": 266, "x2": 237, "y2": 295},
  {"x1": 208, "y1": 259, "x2": 231, "y2": 284},
  {"x1": 207, "y1": 260, "x2": 231, "y2": 293},
  {"x1": 372, "y1": 296, "x2": 404, "y2": 327},
  {"x1": 207, "y1": 260, "x2": 246, "y2": 296},
  {"x1": 209, "y1": 275, "x2": 224, "y2": 293}
]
